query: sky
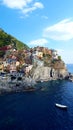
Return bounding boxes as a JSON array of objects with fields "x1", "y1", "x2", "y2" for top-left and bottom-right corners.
[{"x1": 0, "y1": 0, "x2": 73, "y2": 64}]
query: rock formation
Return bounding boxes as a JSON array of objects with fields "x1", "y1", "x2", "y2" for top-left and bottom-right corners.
[{"x1": 31, "y1": 61, "x2": 69, "y2": 81}]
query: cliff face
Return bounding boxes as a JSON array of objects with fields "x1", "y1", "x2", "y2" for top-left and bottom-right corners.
[
  {"x1": 32, "y1": 66, "x2": 51, "y2": 81},
  {"x1": 32, "y1": 65, "x2": 69, "y2": 81}
]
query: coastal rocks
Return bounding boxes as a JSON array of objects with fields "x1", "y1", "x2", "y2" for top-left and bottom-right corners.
[
  {"x1": 68, "y1": 73, "x2": 73, "y2": 82},
  {"x1": 0, "y1": 76, "x2": 36, "y2": 94},
  {"x1": 32, "y1": 66, "x2": 69, "y2": 81},
  {"x1": 23, "y1": 77, "x2": 36, "y2": 89},
  {"x1": 0, "y1": 64, "x2": 69, "y2": 94},
  {"x1": 58, "y1": 68, "x2": 69, "y2": 79}
]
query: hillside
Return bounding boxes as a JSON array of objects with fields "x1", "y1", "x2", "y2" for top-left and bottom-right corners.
[{"x1": 0, "y1": 28, "x2": 29, "y2": 56}]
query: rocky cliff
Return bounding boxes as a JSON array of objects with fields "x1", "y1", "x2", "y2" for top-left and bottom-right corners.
[{"x1": 31, "y1": 62, "x2": 69, "y2": 81}]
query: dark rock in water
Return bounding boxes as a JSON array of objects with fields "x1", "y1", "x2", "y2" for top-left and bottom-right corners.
[
  {"x1": 64, "y1": 75, "x2": 69, "y2": 80},
  {"x1": 68, "y1": 73, "x2": 73, "y2": 82},
  {"x1": 24, "y1": 86, "x2": 36, "y2": 91}
]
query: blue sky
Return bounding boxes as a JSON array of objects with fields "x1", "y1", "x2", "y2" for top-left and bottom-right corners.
[{"x1": 0, "y1": 0, "x2": 73, "y2": 63}]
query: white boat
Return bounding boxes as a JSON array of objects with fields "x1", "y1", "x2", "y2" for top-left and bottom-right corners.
[{"x1": 55, "y1": 103, "x2": 67, "y2": 109}]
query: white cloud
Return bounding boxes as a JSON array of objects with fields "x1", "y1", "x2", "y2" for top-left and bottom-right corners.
[
  {"x1": 22, "y1": 2, "x2": 44, "y2": 15},
  {"x1": 22, "y1": 7, "x2": 36, "y2": 14},
  {"x1": 43, "y1": 18, "x2": 73, "y2": 41},
  {"x1": 33, "y1": 2, "x2": 44, "y2": 9},
  {"x1": 28, "y1": 38, "x2": 48, "y2": 47},
  {"x1": 2, "y1": 0, "x2": 32, "y2": 9},
  {"x1": 2, "y1": 0, "x2": 44, "y2": 15}
]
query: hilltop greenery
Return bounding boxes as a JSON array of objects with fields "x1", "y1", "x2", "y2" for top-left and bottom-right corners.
[{"x1": 0, "y1": 28, "x2": 29, "y2": 50}]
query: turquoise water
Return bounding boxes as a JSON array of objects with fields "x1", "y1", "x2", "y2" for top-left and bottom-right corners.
[{"x1": 0, "y1": 65, "x2": 73, "y2": 130}]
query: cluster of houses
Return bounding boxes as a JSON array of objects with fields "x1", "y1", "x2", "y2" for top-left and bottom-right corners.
[{"x1": 0, "y1": 45, "x2": 60, "y2": 75}]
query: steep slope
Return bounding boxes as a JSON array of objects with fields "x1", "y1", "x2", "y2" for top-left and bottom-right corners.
[
  {"x1": 0, "y1": 28, "x2": 29, "y2": 49},
  {"x1": 0, "y1": 28, "x2": 29, "y2": 57}
]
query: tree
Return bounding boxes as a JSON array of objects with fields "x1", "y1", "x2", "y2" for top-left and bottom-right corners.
[{"x1": 58, "y1": 56, "x2": 61, "y2": 61}]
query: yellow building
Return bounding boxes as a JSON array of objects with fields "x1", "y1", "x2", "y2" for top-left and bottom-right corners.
[
  {"x1": 0, "y1": 63, "x2": 4, "y2": 72},
  {"x1": 38, "y1": 52, "x2": 43, "y2": 58}
]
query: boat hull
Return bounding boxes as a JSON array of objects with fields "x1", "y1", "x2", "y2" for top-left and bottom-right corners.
[{"x1": 55, "y1": 103, "x2": 67, "y2": 109}]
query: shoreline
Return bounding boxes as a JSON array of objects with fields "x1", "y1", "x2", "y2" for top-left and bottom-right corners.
[
  {"x1": 0, "y1": 65, "x2": 73, "y2": 95},
  {"x1": 0, "y1": 71, "x2": 71, "y2": 95}
]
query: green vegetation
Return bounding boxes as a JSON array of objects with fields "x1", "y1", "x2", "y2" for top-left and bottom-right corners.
[
  {"x1": 0, "y1": 28, "x2": 29, "y2": 50},
  {"x1": 58, "y1": 56, "x2": 61, "y2": 60},
  {"x1": 0, "y1": 51, "x2": 5, "y2": 57}
]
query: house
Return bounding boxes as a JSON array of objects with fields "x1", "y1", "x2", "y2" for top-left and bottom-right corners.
[
  {"x1": 32, "y1": 50, "x2": 38, "y2": 57},
  {"x1": 25, "y1": 65, "x2": 33, "y2": 75},
  {"x1": 32, "y1": 50, "x2": 43, "y2": 58},
  {"x1": 0, "y1": 62, "x2": 4, "y2": 72},
  {"x1": 51, "y1": 49, "x2": 58, "y2": 60},
  {"x1": 37, "y1": 52, "x2": 43, "y2": 58},
  {"x1": 10, "y1": 63, "x2": 17, "y2": 73},
  {"x1": 16, "y1": 61, "x2": 20, "y2": 67}
]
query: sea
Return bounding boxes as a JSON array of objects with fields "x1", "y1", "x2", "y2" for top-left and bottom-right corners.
[{"x1": 0, "y1": 64, "x2": 73, "y2": 130}]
